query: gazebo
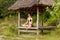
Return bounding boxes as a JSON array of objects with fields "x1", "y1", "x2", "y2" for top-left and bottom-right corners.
[{"x1": 8, "y1": 0, "x2": 55, "y2": 35}]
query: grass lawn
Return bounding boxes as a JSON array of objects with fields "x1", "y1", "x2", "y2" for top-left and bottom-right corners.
[
  {"x1": 18, "y1": 35, "x2": 60, "y2": 40},
  {"x1": 0, "y1": 17, "x2": 60, "y2": 40},
  {"x1": 1, "y1": 34, "x2": 60, "y2": 40}
]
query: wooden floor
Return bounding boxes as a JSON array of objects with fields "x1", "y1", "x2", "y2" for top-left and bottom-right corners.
[{"x1": 18, "y1": 26, "x2": 56, "y2": 30}]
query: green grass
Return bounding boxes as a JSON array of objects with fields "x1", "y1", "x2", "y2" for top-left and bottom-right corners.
[{"x1": 0, "y1": 16, "x2": 60, "y2": 40}]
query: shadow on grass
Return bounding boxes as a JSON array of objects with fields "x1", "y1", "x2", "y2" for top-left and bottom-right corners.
[
  {"x1": 40, "y1": 32, "x2": 51, "y2": 35},
  {"x1": 40, "y1": 30, "x2": 52, "y2": 35}
]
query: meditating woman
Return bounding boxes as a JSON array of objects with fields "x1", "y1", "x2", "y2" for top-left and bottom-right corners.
[{"x1": 22, "y1": 13, "x2": 33, "y2": 28}]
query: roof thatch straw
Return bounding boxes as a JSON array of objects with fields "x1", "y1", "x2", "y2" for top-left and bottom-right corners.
[
  {"x1": 8, "y1": 0, "x2": 37, "y2": 10},
  {"x1": 39, "y1": 0, "x2": 55, "y2": 6},
  {"x1": 8, "y1": 0, "x2": 55, "y2": 10}
]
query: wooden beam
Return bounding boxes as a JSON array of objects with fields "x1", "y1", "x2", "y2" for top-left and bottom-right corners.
[
  {"x1": 37, "y1": 7, "x2": 39, "y2": 28},
  {"x1": 37, "y1": 7, "x2": 39, "y2": 35},
  {"x1": 18, "y1": 9, "x2": 20, "y2": 35},
  {"x1": 41, "y1": 14, "x2": 44, "y2": 33},
  {"x1": 42, "y1": 14, "x2": 44, "y2": 26}
]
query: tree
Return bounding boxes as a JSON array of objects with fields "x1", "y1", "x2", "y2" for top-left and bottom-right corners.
[
  {"x1": 44, "y1": 0, "x2": 60, "y2": 26},
  {"x1": 0, "y1": 0, "x2": 16, "y2": 18}
]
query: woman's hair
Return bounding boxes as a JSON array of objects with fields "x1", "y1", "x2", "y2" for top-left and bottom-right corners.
[{"x1": 28, "y1": 12, "x2": 32, "y2": 17}]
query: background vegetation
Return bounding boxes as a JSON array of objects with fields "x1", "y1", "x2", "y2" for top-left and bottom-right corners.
[{"x1": 0, "y1": 0, "x2": 60, "y2": 40}]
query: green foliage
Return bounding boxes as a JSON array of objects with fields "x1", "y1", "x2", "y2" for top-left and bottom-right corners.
[
  {"x1": 42, "y1": 11, "x2": 51, "y2": 22},
  {"x1": 32, "y1": 15, "x2": 37, "y2": 22},
  {"x1": 0, "y1": 15, "x2": 18, "y2": 37},
  {"x1": 0, "y1": 0, "x2": 16, "y2": 18},
  {"x1": 2, "y1": 24, "x2": 18, "y2": 37},
  {"x1": 44, "y1": 0, "x2": 60, "y2": 26},
  {"x1": 57, "y1": 24, "x2": 60, "y2": 28}
]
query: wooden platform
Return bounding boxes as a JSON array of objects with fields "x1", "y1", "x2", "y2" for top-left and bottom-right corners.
[
  {"x1": 39, "y1": 26, "x2": 56, "y2": 30},
  {"x1": 18, "y1": 26, "x2": 56, "y2": 30},
  {"x1": 18, "y1": 26, "x2": 56, "y2": 35}
]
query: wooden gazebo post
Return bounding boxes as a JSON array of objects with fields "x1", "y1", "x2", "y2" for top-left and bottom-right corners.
[
  {"x1": 37, "y1": 7, "x2": 39, "y2": 35},
  {"x1": 36, "y1": 0, "x2": 40, "y2": 34},
  {"x1": 36, "y1": 0, "x2": 40, "y2": 35},
  {"x1": 17, "y1": 9, "x2": 20, "y2": 35}
]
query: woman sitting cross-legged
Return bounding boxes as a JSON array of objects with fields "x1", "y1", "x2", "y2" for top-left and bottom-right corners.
[{"x1": 22, "y1": 13, "x2": 33, "y2": 28}]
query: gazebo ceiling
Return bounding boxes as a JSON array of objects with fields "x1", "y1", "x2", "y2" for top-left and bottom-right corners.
[{"x1": 8, "y1": 0, "x2": 55, "y2": 10}]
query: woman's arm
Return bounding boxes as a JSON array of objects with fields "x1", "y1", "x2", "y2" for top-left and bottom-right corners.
[{"x1": 24, "y1": 18, "x2": 28, "y2": 25}]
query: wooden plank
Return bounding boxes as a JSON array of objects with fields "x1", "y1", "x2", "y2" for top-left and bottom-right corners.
[
  {"x1": 18, "y1": 26, "x2": 56, "y2": 35},
  {"x1": 18, "y1": 27, "x2": 38, "y2": 29},
  {"x1": 39, "y1": 26, "x2": 56, "y2": 30},
  {"x1": 18, "y1": 26, "x2": 56, "y2": 30},
  {"x1": 19, "y1": 30, "x2": 37, "y2": 32}
]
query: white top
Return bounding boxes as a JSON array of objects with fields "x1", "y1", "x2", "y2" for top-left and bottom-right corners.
[{"x1": 27, "y1": 17, "x2": 33, "y2": 25}]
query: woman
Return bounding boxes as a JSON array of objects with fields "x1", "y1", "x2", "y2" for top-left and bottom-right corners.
[{"x1": 22, "y1": 13, "x2": 33, "y2": 28}]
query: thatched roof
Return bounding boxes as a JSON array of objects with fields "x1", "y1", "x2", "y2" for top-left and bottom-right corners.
[
  {"x1": 8, "y1": 0, "x2": 55, "y2": 10},
  {"x1": 8, "y1": 0, "x2": 37, "y2": 10},
  {"x1": 39, "y1": 0, "x2": 55, "y2": 6}
]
